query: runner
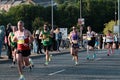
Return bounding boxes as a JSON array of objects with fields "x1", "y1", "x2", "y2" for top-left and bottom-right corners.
[
  {"x1": 8, "y1": 26, "x2": 17, "y2": 67},
  {"x1": 13, "y1": 20, "x2": 33, "y2": 80},
  {"x1": 106, "y1": 30, "x2": 114, "y2": 56},
  {"x1": 69, "y1": 26, "x2": 79, "y2": 65},
  {"x1": 39, "y1": 24, "x2": 52, "y2": 66},
  {"x1": 86, "y1": 26, "x2": 96, "y2": 60}
]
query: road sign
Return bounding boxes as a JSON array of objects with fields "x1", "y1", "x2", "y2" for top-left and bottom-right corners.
[
  {"x1": 114, "y1": 25, "x2": 119, "y2": 33},
  {"x1": 78, "y1": 18, "x2": 85, "y2": 25},
  {"x1": 80, "y1": 25, "x2": 83, "y2": 30},
  {"x1": 60, "y1": 28, "x2": 68, "y2": 39}
]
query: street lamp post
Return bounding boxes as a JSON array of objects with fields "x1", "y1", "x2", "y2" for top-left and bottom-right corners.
[
  {"x1": 115, "y1": 1, "x2": 117, "y2": 25},
  {"x1": 51, "y1": 0, "x2": 53, "y2": 30},
  {"x1": 80, "y1": 0, "x2": 82, "y2": 18},
  {"x1": 118, "y1": 0, "x2": 120, "y2": 37},
  {"x1": 79, "y1": 0, "x2": 83, "y2": 47}
]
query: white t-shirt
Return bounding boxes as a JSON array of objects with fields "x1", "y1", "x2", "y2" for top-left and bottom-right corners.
[
  {"x1": 103, "y1": 36, "x2": 106, "y2": 42},
  {"x1": 106, "y1": 34, "x2": 113, "y2": 42}
]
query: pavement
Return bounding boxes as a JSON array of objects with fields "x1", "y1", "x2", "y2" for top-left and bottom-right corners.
[
  {"x1": 0, "y1": 48, "x2": 85, "y2": 63},
  {"x1": 1, "y1": 49, "x2": 120, "y2": 80}
]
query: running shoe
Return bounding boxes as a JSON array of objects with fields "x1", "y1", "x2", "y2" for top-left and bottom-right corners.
[
  {"x1": 29, "y1": 65, "x2": 32, "y2": 71},
  {"x1": 29, "y1": 58, "x2": 34, "y2": 67},
  {"x1": 44, "y1": 61, "x2": 48, "y2": 66},
  {"x1": 49, "y1": 55, "x2": 52, "y2": 62},
  {"x1": 22, "y1": 66, "x2": 25, "y2": 69},
  {"x1": 10, "y1": 61, "x2": 16, "y2": 68},
  {"x1": 107, "y1": 54, "x2": 110, "y2": 56},
  {"x1": 75, "y1": 62, "x2": 79, "y2": 66},
  {"x1": 86, "y1": 55, "x2": 90, "y2": 60},
  {"x1": 93, "y1": 53, "x2": 96, "y2": 59},
  {"x1": 19, "y1": 75, "x2": 25, "y2": 80},
  {"x1": 10, "y1": 64, "x2": 15, "y2": 68},
  {"x1": 13, "y1": 61, "x2": 16, "y2": 65}
]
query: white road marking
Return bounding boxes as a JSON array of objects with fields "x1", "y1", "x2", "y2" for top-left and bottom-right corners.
[
  {"x1": 48, "y1": 69, "x2": 65, "y2": 76},
  {"x1": 95, "y1": 58, "x2": 102, "y2": 61},
  {"x1": 95, "y1": 51, "x2": 107, "y2": 54}
]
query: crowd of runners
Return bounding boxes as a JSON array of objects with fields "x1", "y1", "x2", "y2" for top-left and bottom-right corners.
[{"x1": 0, "y1": 20, "x2": 119, "y2": 80}]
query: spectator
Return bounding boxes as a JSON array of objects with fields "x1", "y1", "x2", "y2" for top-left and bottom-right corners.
[
  {"x1": 36, "y1": 29, "x2": 43, "y2": 54},
  {"x1": 55, "y1": 27, "x2": 62, "y2": 52},
  {"x1": 102, "y1": 35, "x2": 106, "y2": 49},
  {"x1": 6, "y1": 23, "x2": 12, "y2": 59},
  {"x1": 32, "y1": 30, "x2": 38, "y2": 53},
  {"x1": 113, "y1": 33, "x2": 118, "y2": 49},
  {"x1": 99, "y1": 34, "x2": 103, "y2": 49},
  {"x1": 50, "y1": 29, "x2": 57, "y2": 51}
]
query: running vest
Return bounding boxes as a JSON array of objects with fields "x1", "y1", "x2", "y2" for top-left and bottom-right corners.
[
  {"x1": 87, "y1": 31, "x2": 95, "y2": 40},
  {"x1": 10, "y1": 32, "x2": 17, "y2": 47},
  {"x1": 71, "y1": 31, "x2": 79, "y2": 43},
  {"x1": 17, "y1": 31, "x2": 30, "y2": 50},
  {"x1": 106, "y1": 34, "x2": 113, "y2": 42},
  {"x1": 41, "y1": 31, "x2": 51, "y2": 46}
]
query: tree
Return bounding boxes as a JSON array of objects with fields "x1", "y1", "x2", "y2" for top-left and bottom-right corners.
[
  {"x1": 6, "y1": 4, "x2": 45, "y2": 31},
  {"x1": 32, "y1": 17, "x2": 44, "y2": 30},
  {"x1": 82, "y1": 0, "x2": 116, "y2": 33},
  {"x1": 0, "y1": 0, "x2": 117, "y2": 33},
  {"x1": 57, "y1": 2, "x2": 79, "y2": 31},
  {"x1": 103, "y1": 20, "x2": 115, "y2": 34},
  {"x1": 0, "y1": 12, "x2": 8, "y2": 26},
  {"x1": 54, "y1": 0, "x2": 65, "y2": 4}
]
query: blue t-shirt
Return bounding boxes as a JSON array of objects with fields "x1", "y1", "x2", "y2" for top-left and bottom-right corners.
[{"x1": 56, "y1": 32, "x2": 62, "y2": 40}]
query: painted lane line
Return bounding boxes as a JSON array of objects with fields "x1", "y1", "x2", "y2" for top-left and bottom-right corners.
[
  {"x1": 95, "y1": 58, "x2": 102, "y2": 61},
  {"x1": 48, "y1": 69, "x2": 65, "y2": 76}
]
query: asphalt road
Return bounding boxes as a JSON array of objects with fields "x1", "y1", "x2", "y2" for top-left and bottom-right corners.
[{"x1": 0, "y1": 49, "x2": 120, "y2": 80}]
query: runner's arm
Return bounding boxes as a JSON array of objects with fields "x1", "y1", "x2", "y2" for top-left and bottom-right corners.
[
  {"x1": 8, "y1": 33, "x2": 11, "y2": 46},
  {"x1": 28, "y1": 31, "x2": 34, "y2": 43},
  {"x1": 49, "y1": 31, "x2": 53, "y2": 38},
  {"x1": 69, "y1": 32, "x2": 73, "y2": 44},
  {"x1": 39, "y1": 31, "x2": 43, "y2": 39},
  {"x1": 12, "y1": 32, "x2": 18, "y2": 42}
]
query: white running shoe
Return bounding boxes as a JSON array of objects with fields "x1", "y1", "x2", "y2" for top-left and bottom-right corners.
[
  {"x1": 75, "y1": 62, "x2": 79, "y2": 66},
  {"x1": 49, "y1": 55, "x2": 52, "y2": 62},
  {"x1": 19, "y1": 75, "x2": 25, "y2": 80},
  {"x1": 29, "y1": 58, "x2": 34, "y2": 67},
  {"x1": 44, "y1": 62, "x2": 48, "y2": 66}
]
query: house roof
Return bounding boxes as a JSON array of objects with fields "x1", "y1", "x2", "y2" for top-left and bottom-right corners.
[{"x1": 33, "y1": 0, "x2": 51, "y2": 3}]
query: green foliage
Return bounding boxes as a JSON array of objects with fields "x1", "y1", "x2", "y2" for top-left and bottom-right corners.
[
  {"x1": 103, "y1": 20, "x2": 115, "y2": 34},
  {"x1": 32, "y1": 17, "x2": 44, "y2": 30},
  {"x1": 82, "y1": 0, "x2": 117, "y2": 33},
  {"x1": 6, "y1": 4, "x2": 45, "y2": 31},
  {"x1": 0, "y1": 12, "x2": 7, "y2": 26},
  {"x1": 54, "y1": 0, "x2": 65, "y2": 4},
  {"x1": 57, "y1": 2, "x2": 79, "y2": 30},
  {"x1": 0, "y1": 0, "x2": 118, "y2": 33},
  {"x1": 54, "y1": 0, "x2": 78, "y2": 4}
]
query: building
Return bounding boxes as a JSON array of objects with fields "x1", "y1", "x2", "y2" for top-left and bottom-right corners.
[{"x1": 0, "y1": 0, "x2": 52, "y2": 11}]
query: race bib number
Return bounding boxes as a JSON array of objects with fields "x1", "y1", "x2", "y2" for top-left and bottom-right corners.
[
  {"x1": 87, "y1": 37, "x2": 91, "y2": 40},
  {"x1": 18, "y1": 39, "x2": 24, "y2": 44},
  {"x1": 44, "y1": 38, "x2": 49, "y2": 41},
  {"x1": 17, "y1": 36, "x2": 25, "y2": 44},
  {"x1": 72, "y1": 40, "x2": 78, "y2": 44}
]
